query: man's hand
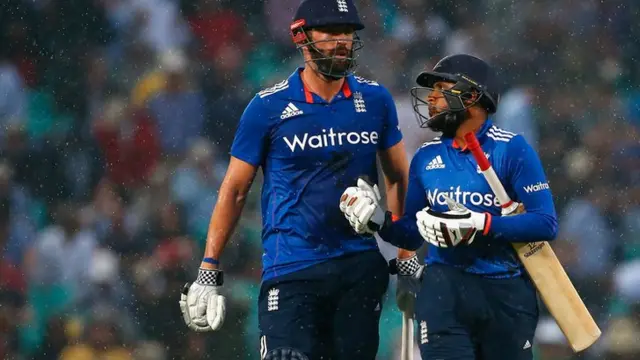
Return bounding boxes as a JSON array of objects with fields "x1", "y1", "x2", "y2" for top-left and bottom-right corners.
[
  {"x1": 339, "y1": 177, "x2": 389, "y2": 235},
  {"x1": 179, "y1": 268, "x2": 226, "y2": 332},
  {"x1": 416, "y1": 195, "x2": 490, "y2": 248},
  {"x1": 389, "y1": 253, "x2": 424, "y2": 313}
]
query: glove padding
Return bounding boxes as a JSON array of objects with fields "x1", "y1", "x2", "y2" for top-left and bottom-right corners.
[
  {"x1": 416, "y1": 195, "x2": 490, "y2": 248},
  {"x1": 389, "y1": 254, "x2": 424, "y2": 313},
  {"x1": 179, "y1": 268, "x2": 226, "y2": 332},
  {"x1": 339, "y1": 178, "x2": 388, "y2": 235}
]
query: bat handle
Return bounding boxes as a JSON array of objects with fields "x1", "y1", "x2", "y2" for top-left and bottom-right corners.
[
  {"x1": 401, "y1": 311, "x2": 414, "y2": 360},
  {"x1": 464, "y1": 132, "x2": 514, "y2": 208}
]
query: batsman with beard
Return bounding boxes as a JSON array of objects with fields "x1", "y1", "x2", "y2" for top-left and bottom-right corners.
[
  {"x1": 179, "y1": 1, "x2": 411, "y2": 359},
  {"x1": 340, "y1": 54, "x2": 559, "y2": 359}
]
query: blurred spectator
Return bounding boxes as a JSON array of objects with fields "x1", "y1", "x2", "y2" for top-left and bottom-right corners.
[
  {"x1": 184, "y1": 0, "x2": 252, "y2": 63},
  {"x1": 494, "y1": 85, "x2": 538, "y2": 148},
  {"x1": 28, "y1": 202, "x2": 97, "y2": 310},
  {"x1": 93, "y1": 96, "x2": 160, "y2": 189},
  {"x1": 58, "y1": 310, "x2": 132, "y2": 360},
  {"x1": 0, "y1": 54, "x2": 27, "y2": 134},
  {"x1": 32, "y1": 317, "x2": 69, "y2": 360},
  {"x1": 171, "y1": 138, "x2": 226, "y2": 239},
  {"x1": 103, "y1": 0, "x2": 190, "y2": 54},
  {"x1": 146, "y1": 49, "x2": 206, "y2": 157}
]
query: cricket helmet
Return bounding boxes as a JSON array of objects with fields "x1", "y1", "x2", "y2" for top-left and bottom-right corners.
[
  {"x1": 290, "y1": 0, "x2": 364, "y2": 79},
  {"x1": 411, "y1": 54, "x2": 501, "y2": 137}
]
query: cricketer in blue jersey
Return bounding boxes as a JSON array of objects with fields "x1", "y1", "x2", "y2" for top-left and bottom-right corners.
[
  {"x1": 340, "y1": 54, "x2": 558, "y2": 360},
  {"x1": 179, "y1": 1, "x2": 411, "y2": 359}
]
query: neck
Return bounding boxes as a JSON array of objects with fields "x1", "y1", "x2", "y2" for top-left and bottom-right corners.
[
  {"x1": 454, "y1": 114, "x2": 486, "y2": 148},
  {"x1": 301, "y1": 66, "x2": 344, "y2": 102}
]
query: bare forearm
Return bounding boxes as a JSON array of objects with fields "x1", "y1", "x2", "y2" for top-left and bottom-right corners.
[
  {"x1": 384, "y1": 171, "x2": 414, "y2": 257},
  {"x1": 384, "y1": 177, "x2": 406, "y2": 217},
  {"x1": 201, "y1": 185, "x2": 249, "y2": 269}
]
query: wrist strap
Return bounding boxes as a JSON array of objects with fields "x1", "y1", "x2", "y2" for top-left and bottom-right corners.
[
  {"x1": 390, "y1": 254, "x2": 421, "y2": 276},
  {"x1": 196, "y1": 268, "x2": 224, "y2": 286},
  {"x1": 202, "y1": 257, "x2": 219, "y2": 265}
]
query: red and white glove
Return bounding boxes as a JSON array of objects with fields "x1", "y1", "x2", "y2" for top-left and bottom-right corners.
[{"x1": 416, "y1": 195, "x2": 491, "y2": 248}]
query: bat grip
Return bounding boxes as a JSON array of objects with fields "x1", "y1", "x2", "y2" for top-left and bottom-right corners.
[{"x1": 463, "y1": 132, "x2": 514, "y2": 208}]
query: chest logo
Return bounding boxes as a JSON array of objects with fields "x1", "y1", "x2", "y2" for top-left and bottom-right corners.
[
  {"x1": 426, "y1": 155, "x2": 445, "y2": 170},
  {"x1": 283, "y1": 128, "x2": 379, "y2": 152},
  {"x1": 353, "y1": 92, "x2": 366, "y2": 113},
  {"x1": 281, "y1": 102, "x2": 304, "y2": 119}
]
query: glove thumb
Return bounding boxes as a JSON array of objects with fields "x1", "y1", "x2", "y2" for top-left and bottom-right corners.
[
  {"x1": 443, "y1": 194, "x2": 468, "y2": 212},
  {"x1": 357, "y1": 177, "x2": 381, "y2": 200}
]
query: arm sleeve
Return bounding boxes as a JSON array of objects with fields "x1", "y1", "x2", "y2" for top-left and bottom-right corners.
[
  {"x1": 229, "y1": 96, "x2": 271, "y2": 167},
  {"x1": 377, "y1": 152, "x2": 426, "y2": 250},
  {"x1": 378, "y1": 87, "x2": 403, "y2": 150},
  {"x1": 489, "y1": 135, "x2": 559, "y2": 242}
]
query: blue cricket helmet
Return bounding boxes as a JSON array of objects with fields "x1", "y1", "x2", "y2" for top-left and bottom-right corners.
[{"x1": 290, "y1": 0, "x2": 364, "y2": 79}]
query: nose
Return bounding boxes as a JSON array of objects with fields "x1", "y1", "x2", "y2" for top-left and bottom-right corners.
[{"x1": 427, "y1": 89, "x2": 440, "y2": 104}]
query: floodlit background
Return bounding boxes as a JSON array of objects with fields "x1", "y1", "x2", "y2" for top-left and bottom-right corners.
[{"x1": 0, "y1": 0, "x2": 639, "y2": 359}]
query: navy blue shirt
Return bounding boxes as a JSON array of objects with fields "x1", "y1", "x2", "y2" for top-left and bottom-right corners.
[
  {"x1": 379, "y1": 120, "x2": 558, "y2": 277},
  {"x1": 230, "y1": 68, "x2": 403, "y2": 280}
]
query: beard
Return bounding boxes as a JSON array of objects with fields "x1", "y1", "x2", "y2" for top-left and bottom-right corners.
[
  {"x1": 309, "y1": 44, "x2": 355, "y2": 79},
  {"x1": 426, "y1": 110, "x2": 468, "y2": 138}
]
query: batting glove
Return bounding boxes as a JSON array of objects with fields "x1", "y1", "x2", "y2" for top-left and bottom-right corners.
[
  {"x1": 416, "y1": 195, "x2": 491, "y2": 248},
  {"x1": 389, "y1": 254, "x2": 424, "y2": 313},
  {"x1": 179, "y1": 268, "x2": 226, "y2": 332},
  {"x1": 339, "y1": 177, "x2": 391, "y2": 235}
]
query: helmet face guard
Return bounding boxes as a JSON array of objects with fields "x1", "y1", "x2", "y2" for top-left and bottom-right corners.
[
  {"x1": 290, "y1": 19, "x2": 363, "y2": 80},
  {"x1": 411, "y1": 72, "x2": 496, "y2": 137}
]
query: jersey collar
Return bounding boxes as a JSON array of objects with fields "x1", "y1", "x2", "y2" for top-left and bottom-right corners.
[
  {"x1": 446, "y1": 118, "x2": 494, "y2": 151},
  {"x1": 287, "y1": 67, "x2": 354, "y2": 104}
]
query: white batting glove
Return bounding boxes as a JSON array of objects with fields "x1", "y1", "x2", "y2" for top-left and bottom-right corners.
[
  {"x1": 339, "y1": 177, "x2": 389, "y2": 235},
  {"x1": 179, "y1": 268, "x2": 226, "y2": 332},
  {"x1": 389, "y1": 254, "x2": 424, "y2": 313},
  {"x1": 416, "y1": 195, "x2": 490, "y2": 248}
]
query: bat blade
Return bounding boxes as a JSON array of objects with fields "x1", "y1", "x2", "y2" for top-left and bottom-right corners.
[{"x1": 463, "y1": 132, "x2": 601, "y2": 352}]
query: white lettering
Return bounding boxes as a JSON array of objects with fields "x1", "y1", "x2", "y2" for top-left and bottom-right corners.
[
  {"x1": 523, "y1": 182, "x2": 550, "y2": 194},
  {"x1": 328, "y1": 128, "x2": 337, "y2": 146},
  {"x1": 470, "y1": 192, "x2": 483, "y2": 206},
  {"x1": 282, "y1": 128, "x2": 379, "y2": 152},
  {"x1": 283, "y1": 134, "x2": 308, "y2": 152},
  {"x1": 427, "y1": 187, "x2": 499, "y2": 208},
  {"x1": 308, "y1": 135, "x2": 322, "y2": 148},
  {"x1": 369, "y1": 131, "x2": 378, "y2": 144},
  {"x1": 347, "y1": 132, "x2": 360, "y2": 144},
  {"x1": 338, "y1": 132, "x2": 346, "y2": 145},
  {"x1": 361, "y1": 131, "x2": 370, "y2": 144}
]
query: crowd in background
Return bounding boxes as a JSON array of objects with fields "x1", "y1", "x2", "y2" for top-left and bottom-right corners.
[{"x1": 0, "y1": 0, "x2": 639, "y2": 359}]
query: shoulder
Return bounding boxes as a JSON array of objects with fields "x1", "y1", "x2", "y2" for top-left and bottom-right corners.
[
  {"x1": 257, "y1": 79, "x2": 290, "y2": 99},
  {"x1": 351, "y1": 75, "x2": 396, "y2": 110},
  {"x1": 486, "y1": 125, "x2": 518, "y2": 144},
  {"x1": 487, "y1": 125, "x2": 538, "y2": 166},
  {"x1": 411, "y1": 136, "x2": 443, "y2": 168},
  {"x1": 353, "y1": 75, "x2": 380, "y2": 87},
  {"x1": 418, "y1": 136, "x2": 443, "y2": 150},
  {"x1": 242, "y1": 80, "x2": 291, "y2": 118}
]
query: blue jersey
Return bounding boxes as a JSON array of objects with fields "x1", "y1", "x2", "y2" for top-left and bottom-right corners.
[
  {"x1": 230, "y1": 68, "x2": 403, "y2": 281},
  {"x1": 379, "y1": 120, "x2": 558, "y2": 277}
]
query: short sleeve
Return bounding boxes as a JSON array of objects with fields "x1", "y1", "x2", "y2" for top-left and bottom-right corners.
[
  {"x1": 378, "y1": 87, "x2": 403, "y2": 150},
  {"x1": 230, "y1": 96, "x2": 271, "y2": 167}
]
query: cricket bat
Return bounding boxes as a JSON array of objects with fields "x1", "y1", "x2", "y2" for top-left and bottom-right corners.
[
  {"x1": 401, "y1": 311, "x2": 414, "y2": 360},
  {"x1": 463, "y1": 132, "x2": 601, "y2": 353}
]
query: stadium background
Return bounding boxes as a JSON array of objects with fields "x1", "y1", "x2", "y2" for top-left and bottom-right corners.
[{"x1": 0, "y1": 0, "x2": 639, "y2": 359}]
